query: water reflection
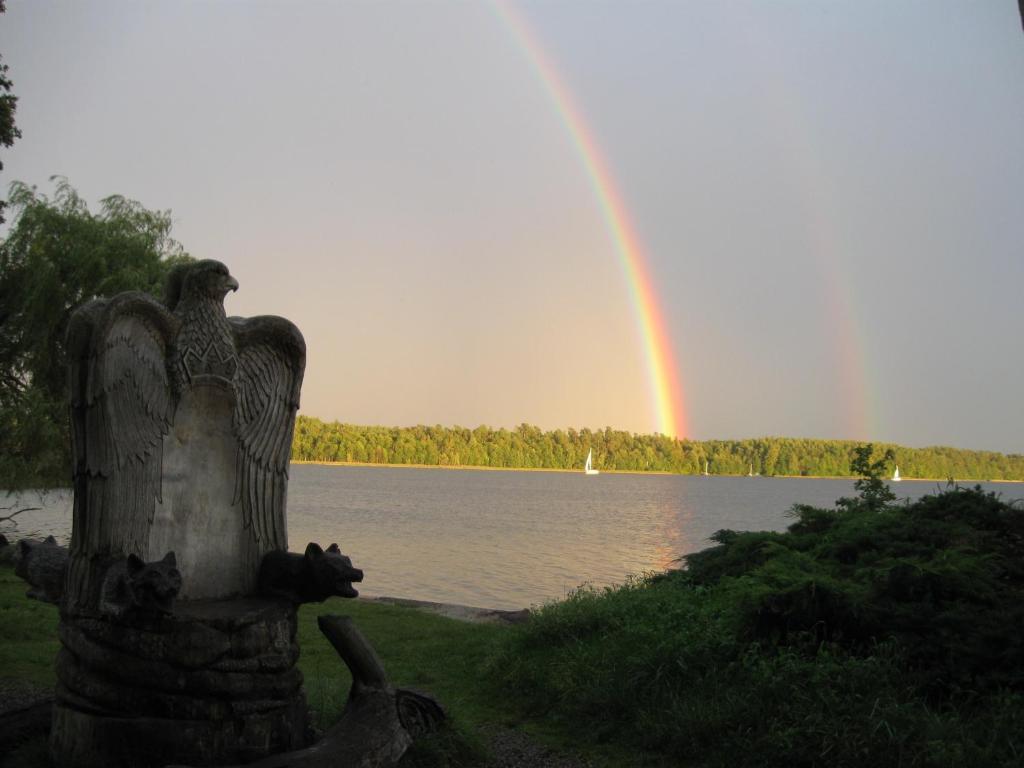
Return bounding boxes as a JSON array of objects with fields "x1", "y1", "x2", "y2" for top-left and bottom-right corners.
[
  {"x1": 0, "y1": 489, "x2": 72, "y2": 543},
  {"x1": 6, "y1": 470, "x2": 1024, "y2": 610}
]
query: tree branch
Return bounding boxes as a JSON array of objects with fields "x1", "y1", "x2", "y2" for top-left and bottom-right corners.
[{"x1": 0, "y1": 505, "x2": 40, "y2": 523}]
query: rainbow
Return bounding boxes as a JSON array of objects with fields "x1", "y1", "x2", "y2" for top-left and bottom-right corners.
[{"x1": 493, "y1": 1, "x2": 687, "y2": 439}]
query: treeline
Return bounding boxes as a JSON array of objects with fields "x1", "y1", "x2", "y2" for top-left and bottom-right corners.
[{"x1": 291, "y1": 416, "x2": 1024, "y2": 481}]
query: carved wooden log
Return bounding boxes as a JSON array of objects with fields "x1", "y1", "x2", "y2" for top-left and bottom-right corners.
[
  {"x1": 51, "y1": 598, "x2": 311, "y2": 768},
  {"x1": 169, "y1": 615, "x2": 444, "y2": 768}
]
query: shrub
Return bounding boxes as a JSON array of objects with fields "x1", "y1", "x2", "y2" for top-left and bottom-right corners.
[{"x1": 489, "y1": 478, "x2": 1024, "y2": 766}]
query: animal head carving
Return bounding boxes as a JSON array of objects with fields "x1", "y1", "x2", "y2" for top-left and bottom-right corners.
[
  {"x1": 166, "y1": 259, "x2": 239, "y2": 310},
  {"x1": 13, "y1": 536, "x2": 68, "y2": 604},
  {"x1": 125, "y1": 551, "x2": 182, "y2": 614},
  {"x1": 15, "y1": 535, "x2": 59, "y2": 569},
  {"x1": 304, "y1": 542, "x2": 363, "y2": 599}
]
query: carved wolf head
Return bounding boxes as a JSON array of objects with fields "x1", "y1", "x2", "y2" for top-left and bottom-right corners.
[
  {"x1": 125, "y1": 551, "x2": 182, "y2": 614},
  {"x1": 305, "y1": 542, "x2": 363, "y2": 599},
  {"x1": 14, "y1": 535, "x2": 59, "y2": 578}
]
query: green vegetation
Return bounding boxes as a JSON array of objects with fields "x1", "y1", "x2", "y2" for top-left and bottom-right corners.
[
  {"x1": 489, "y1": 448, "x2": 1024, "y2": 766},
  {"x1": 0, "y1": 566, "x2": 505, "y2": 729},
  {"x1": 293, "y1": 416, "x2": 1024, "y2": 481},
  {"x1": 0, "y1": 566, "x2": 548, "y2": 767},
  {"x1": 3, "y1": 447, "x2": 1023, "y2": 765},
  {"x1": 0, "y1": 2, "x2": 21, "y2": 227},
  {"x1": 0, "y1": 564, "x2": 59, "y2": 686},
  {"x1": 0, "y1": 178, "x2": 190, "y2": 488}
]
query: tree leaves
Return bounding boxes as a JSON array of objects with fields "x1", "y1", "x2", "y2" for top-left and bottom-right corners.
[{"x1": 0, "y1": 179, "x2": 190, "y2": 488}]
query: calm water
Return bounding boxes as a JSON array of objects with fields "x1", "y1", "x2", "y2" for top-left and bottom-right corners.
[{"x1": 5, "y1": 466, "x2": 1023, "y2": 610}]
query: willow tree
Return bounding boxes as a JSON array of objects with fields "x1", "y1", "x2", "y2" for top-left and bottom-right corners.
[{"x1": 0, "y1": 178, "x2": 191, "y2": 487}]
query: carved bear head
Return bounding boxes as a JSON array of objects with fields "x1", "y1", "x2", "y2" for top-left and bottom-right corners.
[
  {"x1": 125, "y1": 551, "x2": 182, "y2": 614},
  {"x1": 304, "y1": 542, "x2": 363, "y2": 598}
]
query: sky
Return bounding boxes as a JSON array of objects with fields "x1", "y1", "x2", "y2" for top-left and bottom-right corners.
[{"x1": 2, "y1": 1, "x2": 1022, "y2": 453}]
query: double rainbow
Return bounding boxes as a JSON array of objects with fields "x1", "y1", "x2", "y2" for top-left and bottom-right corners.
[{"x1": 494, "y1": 1, "x2": 687, "y2": 439}]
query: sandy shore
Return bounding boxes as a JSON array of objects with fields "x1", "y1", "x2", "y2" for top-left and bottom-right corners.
[{"x1": 362, "y1": 595, "x2": 530, "y2": 624}]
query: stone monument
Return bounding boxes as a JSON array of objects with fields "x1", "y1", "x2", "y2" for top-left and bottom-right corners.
[{"x1": 30, "y1": 260, "x2": 442, "y2": 767}]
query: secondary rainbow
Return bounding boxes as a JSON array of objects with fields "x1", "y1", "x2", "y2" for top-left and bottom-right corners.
[
  {"x1": 494, "y1": 1, "x2": 687, "y2": 439},
  {"x1": 731, "y1": 8, "x2": 875, "y2": 440}
]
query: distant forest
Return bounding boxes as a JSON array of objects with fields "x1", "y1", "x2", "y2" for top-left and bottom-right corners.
[{"x1": 291, "y1": 417, "x2": 1024, "y2": 481}]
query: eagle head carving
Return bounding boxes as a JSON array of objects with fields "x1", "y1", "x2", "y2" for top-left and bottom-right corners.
[{"x1": 166, "y1": 259, "x2": 239, "y2": 311}]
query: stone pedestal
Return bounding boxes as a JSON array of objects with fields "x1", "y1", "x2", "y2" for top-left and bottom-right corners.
[{"x1": 50, "y1": 599, "x2": 311, "y2": 768}]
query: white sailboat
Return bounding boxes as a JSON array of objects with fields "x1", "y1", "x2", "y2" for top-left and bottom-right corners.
[
  {"x1": 703, "y1": 460, "x2": 709, "y2": 477},
  {"x1": 892, "y1": 465, "x2": 901, "y2": 482},
  {"x1": 584, "y1": 448, "x2": 599, "y2": 476}
]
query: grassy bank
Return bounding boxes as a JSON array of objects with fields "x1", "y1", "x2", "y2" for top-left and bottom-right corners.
[
  {"x1": 0, "y1": 565, "x2": 618, "y2": 767},
  {"x1": 488, "y1": 482, "x2": 1024, "y2": 767},
  {"x1": 4, "y1": 463, "x2": 1022, "y2": 766}
]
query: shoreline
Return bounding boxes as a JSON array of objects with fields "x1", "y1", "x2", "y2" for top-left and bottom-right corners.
[
  {"x1": 362, "y1": 595, "x2": 530, "y2": 624},
  {"x1": 290, "y1": 460, "x2": 1024, "y2": 484}
]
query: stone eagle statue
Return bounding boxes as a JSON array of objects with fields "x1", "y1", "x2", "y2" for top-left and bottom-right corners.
[{"x1": 66, "y1": 259, "x2": 305, "y2": 600}]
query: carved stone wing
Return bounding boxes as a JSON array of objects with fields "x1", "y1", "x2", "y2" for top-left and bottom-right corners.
[
  {"x1": 67, "y1": 292, "x2": 177, "y2": 558},
  {"x1": 229, "y1": 316, "x2": 305, "y2": 552}
]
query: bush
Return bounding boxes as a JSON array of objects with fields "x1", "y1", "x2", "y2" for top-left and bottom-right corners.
[{"x1": 489, "y1": 481, "x2": 1024, "y2": 766}]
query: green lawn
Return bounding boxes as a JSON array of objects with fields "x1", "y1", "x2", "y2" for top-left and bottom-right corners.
[
  {"x1": 297, "y1": 596, "x2": 510, "y2": 731},
  {"x1": 0, "y1": 564, "x2": 631, "y2": 767},
  {"x1": 0, "y1": 566, "x2": 61, "y2": 687}
]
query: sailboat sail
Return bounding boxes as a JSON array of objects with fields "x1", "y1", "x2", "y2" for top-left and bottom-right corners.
[{"x1": 585, "y1": 448, "x2": 599, "y2": 475}]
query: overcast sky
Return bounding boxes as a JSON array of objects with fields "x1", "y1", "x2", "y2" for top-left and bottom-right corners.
[{"x1": 2, "y1": 1, "x2": 1022, "y2": 452}]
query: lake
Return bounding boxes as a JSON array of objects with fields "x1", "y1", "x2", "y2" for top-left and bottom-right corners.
[{"x1": 4, "y1": 465, "x2": 1023, "y2": 610}]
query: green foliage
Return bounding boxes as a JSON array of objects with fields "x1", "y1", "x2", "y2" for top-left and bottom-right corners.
[
  {"x1": 295, "y1": 598, "x2": 509, "y2": 732},
  {"x1": 836, "y1": 443, "x2": 897, "y2": 512},
  {"x1": 490, "y1": 487, "x2": 1024, "y2": 766},
  {"x1": 0, "y1": 1, "x2": 21, "y2": 226},
  {"x1": 0, "y1": 568, "x2": 500, "y2": 767},
  {"x1": 292, "y1": 417, "x2": 1024, "y2": 481},
  {"x1": 0, "y1": 178, "x2": 190, "y2": 488},
  {"x1": 5, "y1": 485, "x2": 1024, "y2": 765},
  {"x1": 0, "y1": 563, "x2": 60, "y2": 685}
]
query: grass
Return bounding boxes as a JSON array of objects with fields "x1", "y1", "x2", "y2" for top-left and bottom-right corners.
[
  {"x1": 0, "y1": 566, "x2": 61, "y2": 686},
  {"x1": 10, "y1": 472, "x2": 1017, "y2": 766},
  {"x1": 298, "y1": 598, "x2": 508, "y2": 729},
  {"x1": 0, "y1": 563, "x2": 621, "y2": 767},
  {"x1": 488, "y1": 485, "x2": 1024, "y2": 767}
]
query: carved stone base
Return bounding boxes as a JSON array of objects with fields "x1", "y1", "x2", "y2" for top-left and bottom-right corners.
[{"x1": 50, "y1": 598, "x2": 311, "y2": 768}]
